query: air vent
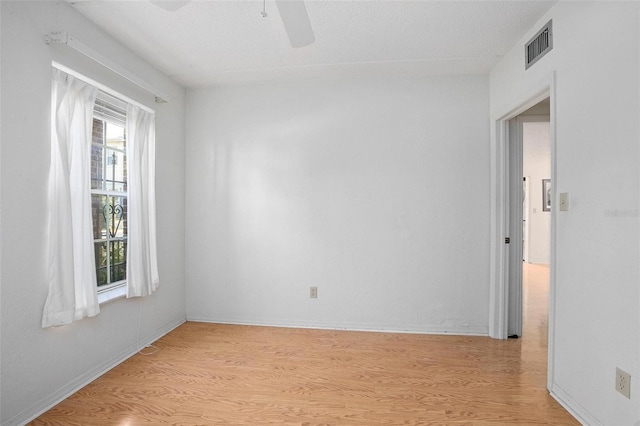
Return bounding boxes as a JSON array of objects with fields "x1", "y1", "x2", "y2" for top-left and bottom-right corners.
[{"x1": 525, "y1": 20, "x2": 552, "y2": 70}]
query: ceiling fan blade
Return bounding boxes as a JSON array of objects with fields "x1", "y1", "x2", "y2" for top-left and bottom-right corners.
[
  {"x1": 274, "y1": 0, "x2": 315, "y2": 48},
  {"x1": 149, "y1": 0, "x2": 191, "y2": 12}
]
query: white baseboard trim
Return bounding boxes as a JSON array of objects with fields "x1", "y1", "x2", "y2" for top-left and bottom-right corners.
[
  {"x1": 550, "y1": 383, "x2": 601, "y2": 426},
  {"x1": 6, "y1": 316, "x2": 186, "y2": 426},
  {"x1": 186, "y1": 315, "x2": 488, "y2": 337}
]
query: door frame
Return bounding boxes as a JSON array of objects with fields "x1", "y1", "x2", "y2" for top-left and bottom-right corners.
[{"x1": 489, "y1": 72, "x2": 557, "y2": 391}]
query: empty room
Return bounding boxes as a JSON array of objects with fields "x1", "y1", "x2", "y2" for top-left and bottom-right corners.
[{"x1": 1, "y1": 1, "x2": 639, "y2": 425}]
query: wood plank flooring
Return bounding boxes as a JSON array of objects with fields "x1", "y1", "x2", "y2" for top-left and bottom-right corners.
[{"x1": 32, "y1": 263, "x2": 577, "y2": 425}]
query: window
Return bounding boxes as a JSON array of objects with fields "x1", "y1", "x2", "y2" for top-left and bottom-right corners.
[
  {"x1": 43, "y1": 66, "x2": 159, "y2": 328},
  {"x1": 91, "y1": 92, "x2": 128, "y2": 292}
]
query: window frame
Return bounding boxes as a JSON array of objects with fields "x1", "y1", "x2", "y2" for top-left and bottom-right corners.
[{"x1": 91, "y1": 91, "x2": 129, "y2": 302}]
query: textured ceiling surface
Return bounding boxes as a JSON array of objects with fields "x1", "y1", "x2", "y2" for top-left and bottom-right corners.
[{"x1": 68, "y1": 0, "x2": 556, "y2": 87}]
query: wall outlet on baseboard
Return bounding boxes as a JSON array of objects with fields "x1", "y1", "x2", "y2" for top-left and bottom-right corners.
[
  {"x1": 310, "y1": 286, "x2": 317, "y2": 299},
  {"x1": 615, "y1": 367, "x2": 631, "y2": 399}
]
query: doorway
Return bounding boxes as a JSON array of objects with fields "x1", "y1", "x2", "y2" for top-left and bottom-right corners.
[
  {"x1": 489, "y1": 76, "x2": 557, "y2": 390},
  {"x1": 508, "y1": 106, "x2": 551, "y2": 337}
]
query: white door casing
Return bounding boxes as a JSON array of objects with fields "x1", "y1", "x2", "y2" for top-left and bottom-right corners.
[{"x1": 489, "y1": 72, "x2": 556, "y2": 392}]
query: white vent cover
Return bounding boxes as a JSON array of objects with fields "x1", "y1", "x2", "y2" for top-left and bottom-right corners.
[{"x1": 525, "y1": 20, "x2": 553, "y2": 70}]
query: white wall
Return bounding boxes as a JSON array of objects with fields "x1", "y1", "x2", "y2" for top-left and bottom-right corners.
[
  {"x1": 186, "y1": 76, "x2": 490, "y2": 335},
  {"x1": 0, "y1": 2, "x2": 186, "y2": 424},
  {"x1": 523, "y1": 121, "x2": 551, "y2": 264},
  {"x1": 491, "y1": 2, "x2": 639, "y2": 424}
]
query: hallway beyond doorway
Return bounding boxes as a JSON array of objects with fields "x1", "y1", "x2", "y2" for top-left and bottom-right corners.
[
  {"x1": 521, "y1": 262, "x2": 552, "y2": 392},
  {"x1": 523, "y1": 262, "x2": 550, "y2": 340}
]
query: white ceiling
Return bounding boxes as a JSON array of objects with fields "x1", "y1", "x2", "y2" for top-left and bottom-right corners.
[{"x1": 68, "y1": 0, "x2": 556, "y2": 88}]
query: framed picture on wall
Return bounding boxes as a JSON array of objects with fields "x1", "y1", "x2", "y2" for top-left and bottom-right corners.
[{"x1": 542, "y1": 179, "x2": 551, "y2": 212}]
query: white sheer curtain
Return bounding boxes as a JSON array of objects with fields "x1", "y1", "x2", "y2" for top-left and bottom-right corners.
[
  {"x1": 42, "y1": 68, "x2": 100, "y2": 328},
  {"x1": 126, "y1": 104, "x2": 159, "y2": 297}
]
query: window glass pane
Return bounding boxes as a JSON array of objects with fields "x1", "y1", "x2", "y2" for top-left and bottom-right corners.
[
  {"x1": 109, "y1": 240, "x2": 127, "y2": 283},
  {"x1": 105, "y1": 195, "x2": 127, "y2": 238},
  {"x1": 106, "y1": 122, "x2": 126, "y2": 150},
  {"x1": 92, "y1": 195, "x2": 108, "y2": 239},
  {"x1": 92, "y1": 118, "x2": 104, "y2": 145},
  {"x1": 91, "y1": 145, "x2": 104, "y2": 190},
  {"x1": 94, "y1": 242, "x2": 108, "y2": 286},
  {"x1": 119, "y1": 197, "x2": 128, "y2": 237},
  {"x1": 105, "y1": 149, "x2": 127, "y2": 192}
]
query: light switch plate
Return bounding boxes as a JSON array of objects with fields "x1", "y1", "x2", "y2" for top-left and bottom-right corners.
[{"x1": 559, "y1": 192, "x2": 569, "y2": 211}]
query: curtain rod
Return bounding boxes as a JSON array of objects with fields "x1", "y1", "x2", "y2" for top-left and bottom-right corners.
[
  {"x1": 45, "y1": 32, "x2": 170, "y2": 104},
  {"x1": 52, "y1": 61, "x2": 156, "y2": 115}
]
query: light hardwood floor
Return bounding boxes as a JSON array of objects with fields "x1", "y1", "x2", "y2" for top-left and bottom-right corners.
[{"x1": 32, "y1": 263, "x2": 577, "y2": 425}]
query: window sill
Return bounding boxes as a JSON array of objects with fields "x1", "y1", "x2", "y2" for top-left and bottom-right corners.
[{"x1": 98, "y1": 284, "x2": 127, "y2": 305}]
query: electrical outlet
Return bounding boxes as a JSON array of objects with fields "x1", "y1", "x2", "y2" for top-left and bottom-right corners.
[
  {"x1": 616, "y1": 367, "x2": 631, "y2": 399},
  {"x1": 310, "y1": 286, "x2": 317, "y2": 299}
]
